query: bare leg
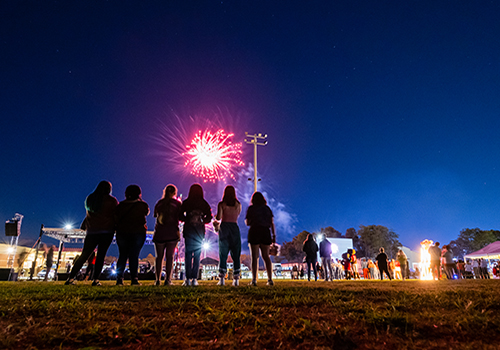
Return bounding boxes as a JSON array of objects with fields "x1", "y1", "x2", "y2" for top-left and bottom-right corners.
[
  {"x1": 249, "y1": 244, "x2": 260, "y2": 282},
  {"x1": 154, "y1": 242, "x2": 166, "y2": 283},
  {"x1": 260, "y1": 245, "x2": 273, "y2": 282},
  {"x1": 165, "y1": 242, "x2": 177, "y2": 283}
]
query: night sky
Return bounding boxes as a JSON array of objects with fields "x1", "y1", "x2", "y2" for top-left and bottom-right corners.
[{"x1": 2, "y1": 1, "x2": 500, "y2": 255}]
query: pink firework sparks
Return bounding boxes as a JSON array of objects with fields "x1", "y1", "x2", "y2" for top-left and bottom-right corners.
[{"x1": 183, "y1": 129, "x2": 244, "y2": 182}]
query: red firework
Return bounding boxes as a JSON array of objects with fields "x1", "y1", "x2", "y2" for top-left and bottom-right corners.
[{"x1": 183, "y1": 129, "x2": 244, "y2": 182}]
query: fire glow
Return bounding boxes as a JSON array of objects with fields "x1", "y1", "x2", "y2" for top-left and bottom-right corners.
[
  {"x1": 183, "y1": 129, "x2": 244, "y2": 182},
  {"x1": 419, "y1": 239, "x2": 434, "y2": 280}
]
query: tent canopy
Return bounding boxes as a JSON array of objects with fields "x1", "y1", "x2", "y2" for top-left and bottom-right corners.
[{"x1": 464, "y1": 241, "x2": 500, "y2": 260}]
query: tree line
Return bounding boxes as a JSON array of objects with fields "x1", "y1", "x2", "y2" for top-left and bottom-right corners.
[{"x1": 279, "y1": 226, "x2": 500, "y2": 262}]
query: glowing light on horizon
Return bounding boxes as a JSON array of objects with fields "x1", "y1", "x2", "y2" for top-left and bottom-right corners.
[
  {"x1": 420, "y1": 239, "x2": 433, "y2": 280},
  {"x1": 183, "y1": 129, "x2": 244, "y2": 182}
]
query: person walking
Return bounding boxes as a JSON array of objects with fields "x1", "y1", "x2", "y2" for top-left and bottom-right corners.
[
  {"x1": 115, "y1": 185, "x2": 150, "y2": 286},
  {"x1": 396, "y1": 249, "x2": 408, "y2": 280},
  {"x1": 303, "y1": 233, "x2": 318, "y2": 281},
  {"x1": 65, "y1": 181, "x2": 118, "y2": 286},
  {"x1": 245, "y1": 192, "x2": 276, "y2": 286},
  {"x1": 319, "y1": 236, "x2": 333, "y2": 281},
  {"x1": 152, "y1": 184, "x2": 182, "y2": 286},
  {"x1": 375, "y1": 247, "x2": 392, "y2": 281},
  {"x1": 214, "y1": 185, "x2": 242, "y2": 287},
  {"x1": 180, "y1": 184, "x2": 212, "y2": 287},
  {"x1": 429, "y1": 242, "x2": 442, "y2": 280}
]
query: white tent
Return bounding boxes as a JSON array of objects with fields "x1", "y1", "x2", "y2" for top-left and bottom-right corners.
[{"x1": 464, "y1": 241, "x2": 500, "y2": 260}]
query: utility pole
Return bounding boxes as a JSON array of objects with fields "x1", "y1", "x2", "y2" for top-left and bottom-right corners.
[{"x1": 244, "y1": 132, "x2": 267, "y2": 193}]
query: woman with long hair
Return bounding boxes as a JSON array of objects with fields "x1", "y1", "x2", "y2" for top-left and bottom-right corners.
[
  {"x1": 65, "y1": 181, "x2": 118, "y2": 286},
  {"x1": 245, "y1": 192, "x2": 276, "y2": 286},
  {"x1": 153, "y1": 184, "x2": 182, "y2": 286},
  {"x1": 115, "y1": 184, "x2": 150, "y2": 286},
  {"x1": 214, "y1": 185, "x2": 242, "y2": 286},
  {"x1": 180, "y1": 184, "x2": 212, "y2": 286}
]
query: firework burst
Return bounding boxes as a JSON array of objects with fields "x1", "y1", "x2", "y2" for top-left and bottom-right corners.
[{"x1": 183, "y1": 129, "x2": 244, "y2": 182}]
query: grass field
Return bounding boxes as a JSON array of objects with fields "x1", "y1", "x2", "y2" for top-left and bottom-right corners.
[{"x1": 0, "y1": 279, "x2": 499, "y2": 349}]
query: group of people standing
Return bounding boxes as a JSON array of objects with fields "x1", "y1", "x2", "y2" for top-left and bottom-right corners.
[
  {"x1": 428, "y1": 241, "x2": 494, "y2": 280},
  {"x1": 64, "y1": 181, "x2": 277, "y2": 287},
  {"x1": 299, "y1": 234, "x2": 410, "y2": 282}
]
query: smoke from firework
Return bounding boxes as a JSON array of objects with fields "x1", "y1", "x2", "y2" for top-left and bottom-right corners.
[{"x1": 153, "y1": 109, "x2": 297, "y2": 243}]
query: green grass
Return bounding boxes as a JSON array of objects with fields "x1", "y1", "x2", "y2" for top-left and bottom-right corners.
[{"x1": 1, "y1": 279, "x2": 499, "y2": 349}]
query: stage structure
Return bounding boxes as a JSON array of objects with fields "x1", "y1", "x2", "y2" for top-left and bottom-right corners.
[{"x1": 37, "y1": 227, "x2": 156, "y2": 281}]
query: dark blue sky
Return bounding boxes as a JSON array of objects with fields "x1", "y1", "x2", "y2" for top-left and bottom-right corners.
[{"x1": 2, "y1": 1, "x2": 500, "y2": 254}]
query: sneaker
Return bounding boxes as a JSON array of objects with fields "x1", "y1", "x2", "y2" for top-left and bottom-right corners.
[
  {"x1": 116, "y1": 278, "x2": 124, "y2": 286},
  {"x1": 164, "y1": 280, "x2": 173, "y2": 286},
  {"x1": 182, "y1": 280, "x2": 191, "y2": 287},
  {"x1": 232, "y1": 279, "x2": 239, "y2": 287},
  {"x1": 217, "y1": 278, "x2": 225, "y2": 286},
  {"x1": 131, "y1": 278, "x2": 141, "y2": 286},
  {"x1": 91, "y1": 280, "x2": 102, "y2": 286},
  {"x1": 154, "y1": 280, "x2": 161, "y2": 286},
  {"x1": 191, "y1": 279, "x2": 199, "y2": 286},
  {"x1": 64, "y1": 279, "x2": 76, "y2": 285},
  {"x1": 249, "y1": 280, "x2": 257, "y2": 286},
  {"x1": 267, "y1": 280, "x2": 274, "y2": 286}
]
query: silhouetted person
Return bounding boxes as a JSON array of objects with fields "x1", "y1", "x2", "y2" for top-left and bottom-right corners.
[
  {"x1": 303, "y1": 233, "x2": 318, "y2": 281},
  {"x1": 43, "y1": 245, "x2": 54, "y2": 281},
  {"x1": 376, "y1": 247, "x2": 392, "y2": 281},
  {"x1": 429, "y1": 242, "x2": 441, "y2": 280},
  {"x1": 153, "y1": 184, "x2": 182, "y2": 286},
  {"x1": 396, "y1": 249, "x2": 408, "y2": 280},
  {"x1": 214, "y1": 185, "x2": 242, "y2": 286},
  {"x1": 115, "y1": 184, "x2": 150, "y2": 286},
  {"x1": 320, "y1": 237, "x2": 333, "y2": 281},
  {"x1": 180, "y1": 184, "x2": 212, "y2": 286},
  {"x1": 245, "y1": 192, "x2": 276, "y2": 286},
  {"x1": 442, "y1": 245, "x2": 455, "y2": 280},
  {"x1": 65, "y1": 181, "x2": 118, "y2": 286}
]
